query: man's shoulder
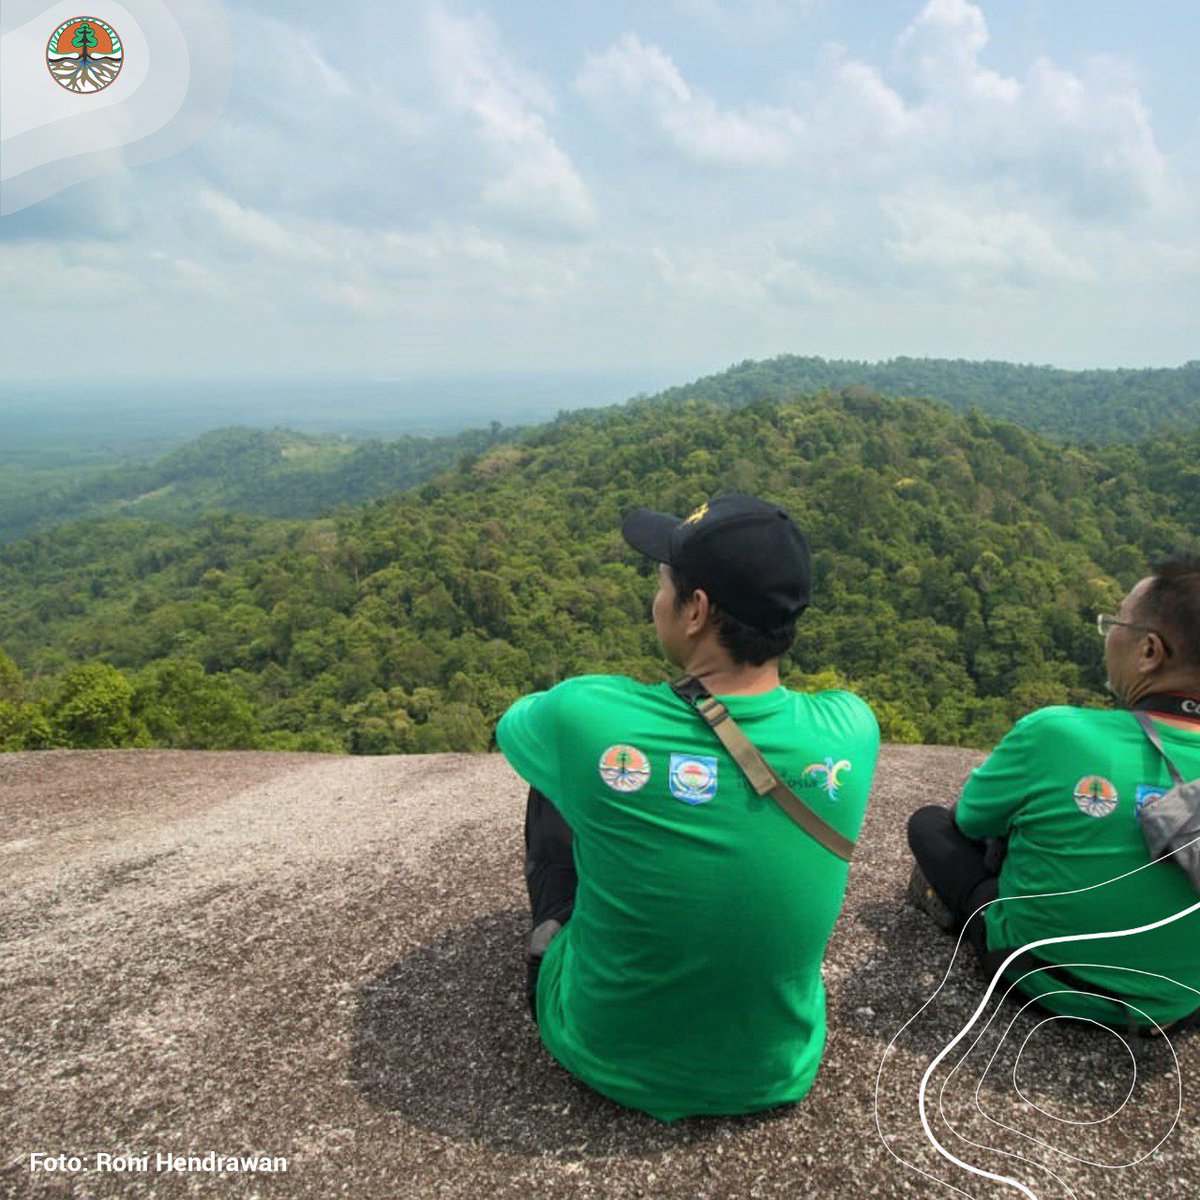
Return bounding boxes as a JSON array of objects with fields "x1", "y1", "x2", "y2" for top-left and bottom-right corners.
[
  {"x1": 799, "y1": 687, "x2": 875, "y2": 712},
  {"x1": 1012, "y1": 704, "x2": 1123, "y2": 737},
  {"x1": 546, "y1": 673, "x2": 655, "y2": 699},
  {"x1": 790, "y1": 688, "x2": 879, "y2": 731},
  {"x1": 540, "y1": 673, "x2": 666, "y2": 715}
]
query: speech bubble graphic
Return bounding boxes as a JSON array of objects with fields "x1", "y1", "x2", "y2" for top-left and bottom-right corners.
[{"x1": 0, "y1": 0, "x2": 232, "y2": 215}]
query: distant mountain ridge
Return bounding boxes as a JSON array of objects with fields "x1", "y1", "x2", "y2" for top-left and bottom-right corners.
[
  {"x1": 646, "y1": 356, "x2": 1200, "y2": 444},
  {"x1": 0, "y1": 424, "x2": 520, "y2": 543},
  {"x1": 4, "y1": 356, "x2": 1197, "y2": 544}
]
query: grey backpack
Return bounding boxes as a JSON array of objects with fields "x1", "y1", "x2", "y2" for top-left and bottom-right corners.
[{"x1": 1134, "y1": 711, "x2": 1200, "y2": 896}]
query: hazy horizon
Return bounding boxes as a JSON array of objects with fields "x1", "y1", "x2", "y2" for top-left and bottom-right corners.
[{"x1": 1, "y1": 368, "x2": 686, "y2": 465}]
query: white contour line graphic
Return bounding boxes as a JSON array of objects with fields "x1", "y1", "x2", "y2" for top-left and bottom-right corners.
[
  {"x1": 875, "y1": 827, "x2": 1200, "y2": 1199},
  {"x1": 917, "y1": 896, "x2": 1200, "y2": 1197},
  {"x1": 940, "y1": 981, "x2": 1183, "y2": 1171},
  {"x1": 971, "y1": 970, "x2": 1191, "y2": 1145},
  {"x1": 1006, "y1": 1017, "x2": 1135, "y2": 1128},
  {"x1": 873, "y1": 861, "x2": 1195, "y2": 1198},
  {"x1": 926, "y1": 987, "x2": 1181, "y2": 1200}
]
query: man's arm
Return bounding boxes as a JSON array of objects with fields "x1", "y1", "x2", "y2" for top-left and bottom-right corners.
[
  {"x1": 954, "y1": 713, "x2": 1043, "y2": 840},
  {"x1": 496, "y1": 688, "x2": 566, "y2": 814}
]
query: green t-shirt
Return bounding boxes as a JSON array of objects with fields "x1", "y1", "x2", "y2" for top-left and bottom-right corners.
[
  {"x1": 956, "y1": 705, "x2": 1200, "y2": 1026},
  {"x1": 497, "y1": 674, "x2": 879, "y2": 1121}
]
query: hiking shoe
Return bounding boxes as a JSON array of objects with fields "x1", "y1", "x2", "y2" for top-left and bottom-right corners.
[{"x1": 907, "y1": 863, "x2": 955, "y2": 932}]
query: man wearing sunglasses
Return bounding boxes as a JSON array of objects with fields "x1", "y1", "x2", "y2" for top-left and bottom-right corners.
[{"x1": 906, "y1": 554, "x2": 1200, "y2": 1031}]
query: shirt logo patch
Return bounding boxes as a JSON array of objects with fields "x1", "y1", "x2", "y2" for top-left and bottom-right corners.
[
  {"x1": 804, "y1": 757, "x2": 852, "y2": 801},
  {"x1": 598, "y1": 744, "x2": 651, "y2": 793},
  {"x1": 1073, "y1": 775, "x2": 1118, "y2": 818},
  {"x1": 669, "y1": 754, "x2": 718, "y2": 805},
  {"x1": 1135, "y1": 784, "x2": 1166, "y2": 820}
]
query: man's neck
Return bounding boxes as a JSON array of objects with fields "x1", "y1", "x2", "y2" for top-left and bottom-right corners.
[
  {"x1": 1125, "y1": 678, "x2": 1200, "y2": 707},
  {"x1": 679, "y1": 648, "x2": 780, "y2": 696},
  {"x1": 1127, "y1": 680, "x2": 1200, "y2": 730}
]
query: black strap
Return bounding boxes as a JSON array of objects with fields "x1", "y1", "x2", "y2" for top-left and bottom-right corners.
[{"x1": 669, "y1": 674, "x2": 856, "y2": 861}]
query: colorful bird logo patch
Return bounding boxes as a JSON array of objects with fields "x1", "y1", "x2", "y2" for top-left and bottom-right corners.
[
  {"x1": 1073, "y1": 775, "x2": 1118, "y2": 818},
  {"x1": 669, "y1": 754, "x2": 718, "y2": 805},
  {"x1": 598, "y1": 744, "x2": 651, "y2": 793},
  {"x1": 804, "y1": 758, "x2": 852, "y2": 801}
]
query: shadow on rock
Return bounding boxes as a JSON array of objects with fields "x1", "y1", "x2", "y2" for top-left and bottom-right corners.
[
  {"x1": 349, "y1": 908, "x2": 791, "y2": 1157},
  {"x1": 828, "y1": 898, "x2": 985, "y2": 1041}
]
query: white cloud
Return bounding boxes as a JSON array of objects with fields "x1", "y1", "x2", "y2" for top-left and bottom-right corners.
[
  {"x1": 882, "y1": 185, "x2": 1094, "y2": 286},
  {"x1": 1021, "y1": 57, "x2": 1166, "y2": 215},
  {"x1": 885, "y1": 2, "x2": 1167, "y2": 217},
  {"x1": 427, "y1": 6, "x2": 595, "y2": 233},
  {"x1": 896, "y1": 0, "x2": 1018, "y2": 102},
  {"x1": 196, "y1": 190, "x2": 335, "y2": 264},
  {"x1": 577, "y1": 34, "x2": 802, "y2": 166},
  {"x1": 3, "y1": 2, "x2": 1197, "y2": 379},
  {"x1": 0, "y1": 242, "x2": 139, "y2": 307},
  {"x1": 651, "y1": 235, "x2": 839, "y2": 308}
]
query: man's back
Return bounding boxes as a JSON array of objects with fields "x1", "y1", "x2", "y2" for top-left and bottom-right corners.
[
  {"x1": 498, "y1": 673, "x2": 879, "y2": 1120},
  {"x1": 956, "y1": 705, "x2": 1200, "y2": 1025}
]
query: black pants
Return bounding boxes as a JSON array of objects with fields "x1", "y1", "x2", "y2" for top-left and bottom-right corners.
[
  {"x1": 523, "y1": 787, "x2": 576, "y2": 1017},
  {"x1": 907, "y1": 804, "x2": 1000, "y2": 958},
  {"x1": 524, "y1": 786, "x2": 577, "y2": 928}
]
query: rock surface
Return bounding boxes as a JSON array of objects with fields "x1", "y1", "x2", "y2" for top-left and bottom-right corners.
[{"x1": 1, "y1": 746, "x2": 1197, "y2": 1199}]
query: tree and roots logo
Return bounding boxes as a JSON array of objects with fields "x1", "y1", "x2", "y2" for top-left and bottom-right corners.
[
  {"x1": 1073, "y1": 774, "x2": 1118, "y2": 818},
  {"x1": 598, "y1": 744, "x2": 651, "y2": 793},
  {"x1": 46, "y1": 17, "x2": 124, "y2": 94}
]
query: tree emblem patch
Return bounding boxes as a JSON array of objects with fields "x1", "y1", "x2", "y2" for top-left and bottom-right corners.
[
  {"x1": 598, "y1": 744, "x2": 651, "y2": 793},
  {"x1": 47, "y1": 17, "x2": 124, "y2": 94},
  {"x1": 1073, "y1": 775, "x2": 1118, "y2": 818}
]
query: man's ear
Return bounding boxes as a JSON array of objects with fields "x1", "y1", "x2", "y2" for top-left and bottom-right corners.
[
  {"x1": 1140, "y1": 631, "x2": 1170, "y2": 672},
  {"x1": 686, "y1": 588, "x2": 712, "y2": 636}
]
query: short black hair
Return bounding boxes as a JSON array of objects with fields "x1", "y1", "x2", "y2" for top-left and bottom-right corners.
[
  {"x1": 670, "y1": 565, "x2": 799, "y2": 666},
  {"x1": 1140, "y1": 553, "x2": 1200, "y2": 669}
]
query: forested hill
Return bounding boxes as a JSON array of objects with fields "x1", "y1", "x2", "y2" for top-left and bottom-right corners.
[
  {"x1": 2, "y1": 390, "x2": 1198, "y2": 756},
  {"x1": 5, "y1": 357, "x2": 1196, "y2": 545},
  {"x1": 647, "y1": 356, "x2": 1200, "y2": 444},
  {"x1": 0, "y1": 424, "x2": 519, "y2": 544}
]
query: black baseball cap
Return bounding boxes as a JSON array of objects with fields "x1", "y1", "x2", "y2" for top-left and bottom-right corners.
[{"x1": 621, "y1": 493, "x2": 812, "y2": 629}]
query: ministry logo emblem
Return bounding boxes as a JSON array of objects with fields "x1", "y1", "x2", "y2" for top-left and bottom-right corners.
[
  {"x1": 669, "y1": 754, "x2": 718, "y2": 805},
  {"x1": 47, "y1": 17, "x2": 124, "y2": 94}
]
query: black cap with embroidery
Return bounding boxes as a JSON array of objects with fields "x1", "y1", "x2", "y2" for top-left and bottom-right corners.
[{"x1": 621, "y1": 493, "x2": 812, "y2": 630}]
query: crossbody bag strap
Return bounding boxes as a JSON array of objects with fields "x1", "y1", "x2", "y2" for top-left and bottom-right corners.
[
  {"x1": 1133, "y1": 710, "x2": 1187, "y2": 787},
  {"x1": 669, "y1": 674, "x2": 856, "y2": 862}
]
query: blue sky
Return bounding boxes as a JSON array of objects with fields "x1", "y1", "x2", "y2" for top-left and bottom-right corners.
[{"x1": 2, "y1": 0, "x2": 1198, "y2": 386}]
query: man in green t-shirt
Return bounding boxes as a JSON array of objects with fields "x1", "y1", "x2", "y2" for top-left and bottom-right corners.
[
  {"x1": 496, "y1": 493, "x2": 879, "y2": 1121},
  {"x1": 907, "y1": 554, "x2": 1200, "y2": 1030}
]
